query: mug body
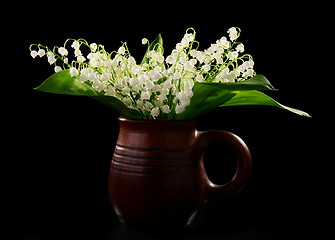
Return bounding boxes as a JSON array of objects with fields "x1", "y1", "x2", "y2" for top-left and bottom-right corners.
[{"x1": 108, "y1": 118, "x2": 207, "y2": 229}]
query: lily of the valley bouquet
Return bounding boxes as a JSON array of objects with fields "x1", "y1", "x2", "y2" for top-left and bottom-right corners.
[{"x1": 30, "y1": 27, "x2": 310, "y2": 119}]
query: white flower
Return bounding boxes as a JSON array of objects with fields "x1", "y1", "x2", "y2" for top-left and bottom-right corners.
[
  {"x1": 154, "y1": 66, "x2": 162, "y2": 73},
  {"x1": 129, "y1": 77, "x2": 139, "y2": 87},
  {"x1": 74, "y1": 49, "x2": 82, "y2": 57},
  {"x1": 92, "y1": 79, "x2": 106, "y2": 91},
  {"x1": 179, "y1": 57, "x2": 187, "y2": 64},
  {"x1": 151, "y1": 107, "x2": 160, "y2": 117},
  {"x1": 153, "y1": 84, "x2": 162, "y2": 92},
  {"x1": 181, "y1": 36, "x2": 190, "y2": 47},
  {"x1": 173, "y1": 72, "x2": 181, "y2": 80},
  {"x1": 88, "y1": 72, "x2": 98, "y2": 81},
  {"x1": 131, "y1": 65, "x2": 142, "y2": 74},
  {"x1": 161, "y1": 79, "x2": 172, "y2": 89},
  {"x1": 213, "y1": 52, "x2": 223, "y2": 64},
  {"x1": 81, "y1": 68, "x2": 92, "y2": 76},
  {"x1": 217, "y1": 37, "x2": 230, "y2": 49},
  {"x1": 190, "y1": 49, "x2": 199, "y2": 57},
  {"x1": 165, "y1": 55, "x2": 175, "y2": 64},
  {"x1": 246, "y1": 60, "x2": 254, "y2": 68},
  {"x1": 175, "y1": 104, "x2": 186, "y2": 114},
  {"x1": 138, "y1": 74, "x2": 148, "y2": 84},
  {"x1": 216, "y1": 70, "x2": 229, "y2": 82},
  {"x1": 196, "y1": 74, "x2": 204, "y2": 82},
  {"x1": 103, "y1": 60, "x2": 113, "y2": 67},
  {"x1": 58, "y1": 47, "x2": 68, "y2": 56},
  {"x1": 37, "y1": 49, "x2": 46, "y2": 57},
  {"x1": 128, "y1": 56, "x2": 136, "y2": 65},
  {"x1": 144, "y1": 102, "x2": 153, "y2": 110},
  {"x1": 47, "y1": 52, "x2": 54, "y2": 57},
  {"x1": 207, "y1": 44, "x2": 219, "y2": 54},
  {"x1": 77, "y1": 55, "x2": 86, "y2": 62},
  {"x1": 79, "y1": 73, "x2": 89, "y2": 82},
  {"x1": 148, "y1": 70, "x2": 162, "y2": 81},
  {"x1": 87, "y1": 52, "x2": 95, "y2": 60},
  {"x1": 237, "y1": 64, "x2": 246, "y2": 73},
  {"x1": 148, "y1": 51, "x2": 164, "y2": 63},
  {"x1": 188, "y1": 59, "x2": 197, "y2": 66},
  {"x1": 228, "y1": 27, "x2": 238, "y2": 41},
  {"x1": 141, "y1": 91, "x2": 151, "y2": 100},
  {"x1": 226, "y1": 72, "x2": 236, "y2": 82},
  {"x1": 122, "y1": 97, "x2": 132, "y2": 106},
  {"x1": 180, "y1": 33, "x2": 195, "y2": 48},
  {"x1": 106, "y1": 86, "x2": 116, "y2": 96},
  {"x1": 236, "y1": 43, "x2": 244, "y2": 53},
  {"x1": 71, "y1": 41, "x2": 80, "y2": 49},
  {"x1": 90, "y1": 59, "x2": 102, "y2": 68},
  {"x1": 183, "y1": 61, "x2": 196, "y2": 72},
  {"x1": 136, "y1": 99, "x2": 144, "y2": 108},
  {"x1": 122, "y1": 86, "x2": 131, "y2": 94},
  {"x1": 227, "y1": 51, "x2": 238, "y2": 60},
  {"x1": 238, "y1": 60, "x2": 254, "y2": 73},
  {"x1": 161, "y1": 105, "x2": 170, "y2": 114},
  {"x1": 167, "y1": 66, "x2": 174, "y2": 75},
  {"x1": 47, "y1": 53, "x2": 56, "y2": 65},
  {"x1": 144, "y1": 81, "x2": 155, "y2": 90},
  {"x1": 54, "y1": 66, "x2": 62, "y2": 72},
  {"x1": 90, "y1": 43, "x2": 97, "y2": 51},
  {"x1": 30, "y1": 50, "x2": 38, "y2": 58},
  {"x1": 176, "y1": 91, "x2": 191, "y2": 107},
  {"x1": 118, "y1": 46, "x2": 126, "y2": 55},
  {"x1": 175, "y1": 43, "x2": 183, "y2": 51},
  {"x1": 157, "y1": 94, "x2": 167, "y2": 102},
  {"x1": 70, "y1": 67, "x2": 79, "y2": 77},
  {"x1": 100, "y1": 73, "x2": 111, "y2": 82},
  {"x1": 201, "y1": 64, "x2": 210, "y2": 72},
  {"x1": 243, "y1": 69, "x2": 254, "y2": 78},
  {"x1": 142, "y1": 38, "x2": 148, "y2": 45},
  {"x1": 155, "y1": 53, "x2": 164, "y2": 63}
]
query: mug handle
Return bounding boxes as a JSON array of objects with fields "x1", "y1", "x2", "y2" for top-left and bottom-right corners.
[{"x1": 194, "y1": 130, "x2": 252, "y2": 199}]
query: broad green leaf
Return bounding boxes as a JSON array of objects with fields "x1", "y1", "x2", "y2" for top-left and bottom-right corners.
[
  {"x1": 34, "y1": 69, "x2": 99, "y2": 96},
  {"x1": 174, "y1": 82, "x2": 237, "y2": 120},
  {"x1": 200, "y1": 74, "x2": 276, "y2": 91},
  {"x1": 89, "y1": 95, "x2": 142, "y2": 119},
  {"x1": 221, "y1": 90, "x2": 311, "y2": 117},
  {"x1": 34, "y1": 70, "x2": 142, "y2": 119},
  {"x1": 141, "y1": 33, "x2": 164, "y2": 65},
  {"x1": 34, "y1": 70, "x2": 310, "y2": 120},
  {"x1": 174, "y1": 75, "x2": 277, "y2": 120}
]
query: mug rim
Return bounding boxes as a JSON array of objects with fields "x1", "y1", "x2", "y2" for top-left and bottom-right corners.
[{"x1": 119, "y1": 117, "x2": 197, "y2": 124}]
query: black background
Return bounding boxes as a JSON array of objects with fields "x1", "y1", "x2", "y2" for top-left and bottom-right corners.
[{"x1": 6, "y1": 3, "x2": 334, "y2": 239}]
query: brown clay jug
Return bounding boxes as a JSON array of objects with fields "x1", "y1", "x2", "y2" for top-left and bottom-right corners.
[{"x1": 108, "y1": 117, "x2": 252, "y2": 229}]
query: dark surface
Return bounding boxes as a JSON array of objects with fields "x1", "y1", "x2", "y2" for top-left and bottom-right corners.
[{"x1": 5, "y1": 4, "x2": 334, "y2": 239}]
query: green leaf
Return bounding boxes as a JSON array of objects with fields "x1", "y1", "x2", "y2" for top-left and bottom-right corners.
[
  {"x1": 34, "y1": 69, "x2": 142, "y2": 119},
  {"x1": 89, "y1": 95, "x2": 142, "y2": 119},
  {"x1": 35, "y1": 70, "x2": 310, "y2": 120},
  {"x1": 34, "y1": 69, "x2": 99, "y2": 96},
  {"x1": 221, "y1": 90, "x2": 311, "y2": 117},
  {"x1": 141, "y1": 33, "x2": 164, "y2": 65},
  {"x1": 201, "y1": 74, "x2": 276, "y2": 91},
  {"x1": 174, "y1": 75, "x2": 277, "y2": 120},
  {"x1": 174, "y1": 82, "x2": 237, "y2": 120}
]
